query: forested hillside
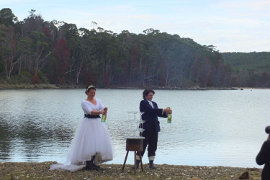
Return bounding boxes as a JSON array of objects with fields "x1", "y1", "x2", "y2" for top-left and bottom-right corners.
[
  {"x1": 1, "y1": 8, "x2": 269, "y2": 88},
  {"x1": 223, "y1": 52, "x2": 270, "y2": 87}
]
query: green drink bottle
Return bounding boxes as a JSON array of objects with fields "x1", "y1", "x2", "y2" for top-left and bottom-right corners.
[
  {"x1": 101, "y1": 114, "x2": 106, "y2": 123},
  {"x1": 167, "y1": 113, "x2": 172, "y2": 123}
]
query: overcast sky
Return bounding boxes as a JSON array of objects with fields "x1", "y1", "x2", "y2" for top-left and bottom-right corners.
[{"x1": 1, "y1": 0, "x2": 269, "y2": 52}]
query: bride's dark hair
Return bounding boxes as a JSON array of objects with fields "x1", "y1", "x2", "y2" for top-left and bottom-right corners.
[{"x1": 85, "y1": 85, "x2": 96, "y2": 95}]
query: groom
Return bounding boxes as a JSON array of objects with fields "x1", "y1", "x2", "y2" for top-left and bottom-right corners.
[{"x1": 136, "y1": 89, "x2": 172, "y2": 169}]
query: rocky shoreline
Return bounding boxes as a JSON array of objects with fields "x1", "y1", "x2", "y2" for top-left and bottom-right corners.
[
  {"x1": 0, "y1": 83, "x2": 239, "y2": 90},
  {"x1": 0, "y1": 162, "x2": 261, "y2": 180}
]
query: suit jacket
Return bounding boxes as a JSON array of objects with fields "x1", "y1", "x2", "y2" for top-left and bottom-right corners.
[{"x1": 139, "y1": 99, "x2": 167, "y2": 132}]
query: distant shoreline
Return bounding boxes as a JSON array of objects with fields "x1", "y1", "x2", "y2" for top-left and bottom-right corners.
[
  {"x1": 1, "y1": 83, "x2": 270, "y2": 90},
  {"x1": 0, "y1": 83, "x2": 237, "y2": 90},
  {"x1": 0, "y1": 162, "x2": 262, "y2": 180}
]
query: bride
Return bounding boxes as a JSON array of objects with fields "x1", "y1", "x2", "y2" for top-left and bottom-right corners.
[{"x1": 50, "y1": 85, "x2": 113, "y2": 171}]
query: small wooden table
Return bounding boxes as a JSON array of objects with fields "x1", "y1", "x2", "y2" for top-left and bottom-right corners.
[{"x1": 122, "y1": 137, "x2": 145, "y2": 174}]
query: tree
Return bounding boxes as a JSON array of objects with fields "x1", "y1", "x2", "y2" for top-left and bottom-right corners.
[
  {"x1": 0, "y1": 25, "x2": 19, "y2": 80},
  {"x1": 53, "y1": 38, "x2": 70, "y2": 84},
  {"x1": 29, "y1": 31, "x2": 51, "y2": 79},
  {"x1": 0, "y1": 8, "x2": 17, "y2": 26}
]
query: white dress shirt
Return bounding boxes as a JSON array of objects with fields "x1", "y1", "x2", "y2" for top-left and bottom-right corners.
[{"x1": 147, "y1": 100, "x2": 154, "y2": 108}]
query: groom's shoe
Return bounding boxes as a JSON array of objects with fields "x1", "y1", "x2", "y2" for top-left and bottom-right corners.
[{"x1": 149, "y1": 160, "x2": 156, "y2": 169}]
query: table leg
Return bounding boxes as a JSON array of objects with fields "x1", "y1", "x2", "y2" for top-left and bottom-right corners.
[
  {"x1": 121, "y1": 151, "x2": 129, "y2": 171},
  {"x1": 134, "y1": 151, "x2": 136, "y2": 174},
  {"x1": 139, "y1": 154, "x2": 144, "y2": 172}
]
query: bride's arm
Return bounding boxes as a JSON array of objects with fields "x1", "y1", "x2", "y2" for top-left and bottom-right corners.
[
  {"x1": 91, "y1": 110, "x2": 104, "y2": 115},
  {"x1": 81, "y1": 101, "x2": 104, "y2": 115},
  {"x1": 99, "y1": 99, "x2": 108, "y2": 115}
]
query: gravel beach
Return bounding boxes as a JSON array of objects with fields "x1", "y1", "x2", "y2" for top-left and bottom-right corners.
[{"x1": 0, "y1": 162, "x2": 262, "y2": 180}]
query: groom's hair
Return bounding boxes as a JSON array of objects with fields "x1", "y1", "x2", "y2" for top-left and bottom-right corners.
[{"x1": 143, "y1": 89, "x2": 155, "y2": 100}]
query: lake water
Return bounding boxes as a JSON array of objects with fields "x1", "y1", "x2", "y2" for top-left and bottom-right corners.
[{"x1": 0, "y1": 89, "x2": 269, "y2": 167}]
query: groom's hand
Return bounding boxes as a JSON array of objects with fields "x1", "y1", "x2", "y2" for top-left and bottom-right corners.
[{"x1": 164, "y1": 107, "x2": 171, "y2": 114}]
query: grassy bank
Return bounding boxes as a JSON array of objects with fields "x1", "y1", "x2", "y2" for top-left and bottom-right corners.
[{"x1": 0, "y1": 162, "x2": 261, "y2": 180}]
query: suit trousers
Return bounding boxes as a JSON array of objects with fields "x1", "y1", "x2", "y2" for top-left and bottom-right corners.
[{"x1": 137, "y1": 130, "x2": 158, "y2": 159}]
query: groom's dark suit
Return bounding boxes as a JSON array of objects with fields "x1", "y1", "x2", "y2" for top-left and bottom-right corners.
[{"x1": 137, "y1": 99, "x2": 167, "y2": 160}]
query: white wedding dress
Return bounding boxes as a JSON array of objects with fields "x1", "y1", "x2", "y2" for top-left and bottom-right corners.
[{"x1": 50, "y1": 98, "x2": 113, "y2": 172}]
